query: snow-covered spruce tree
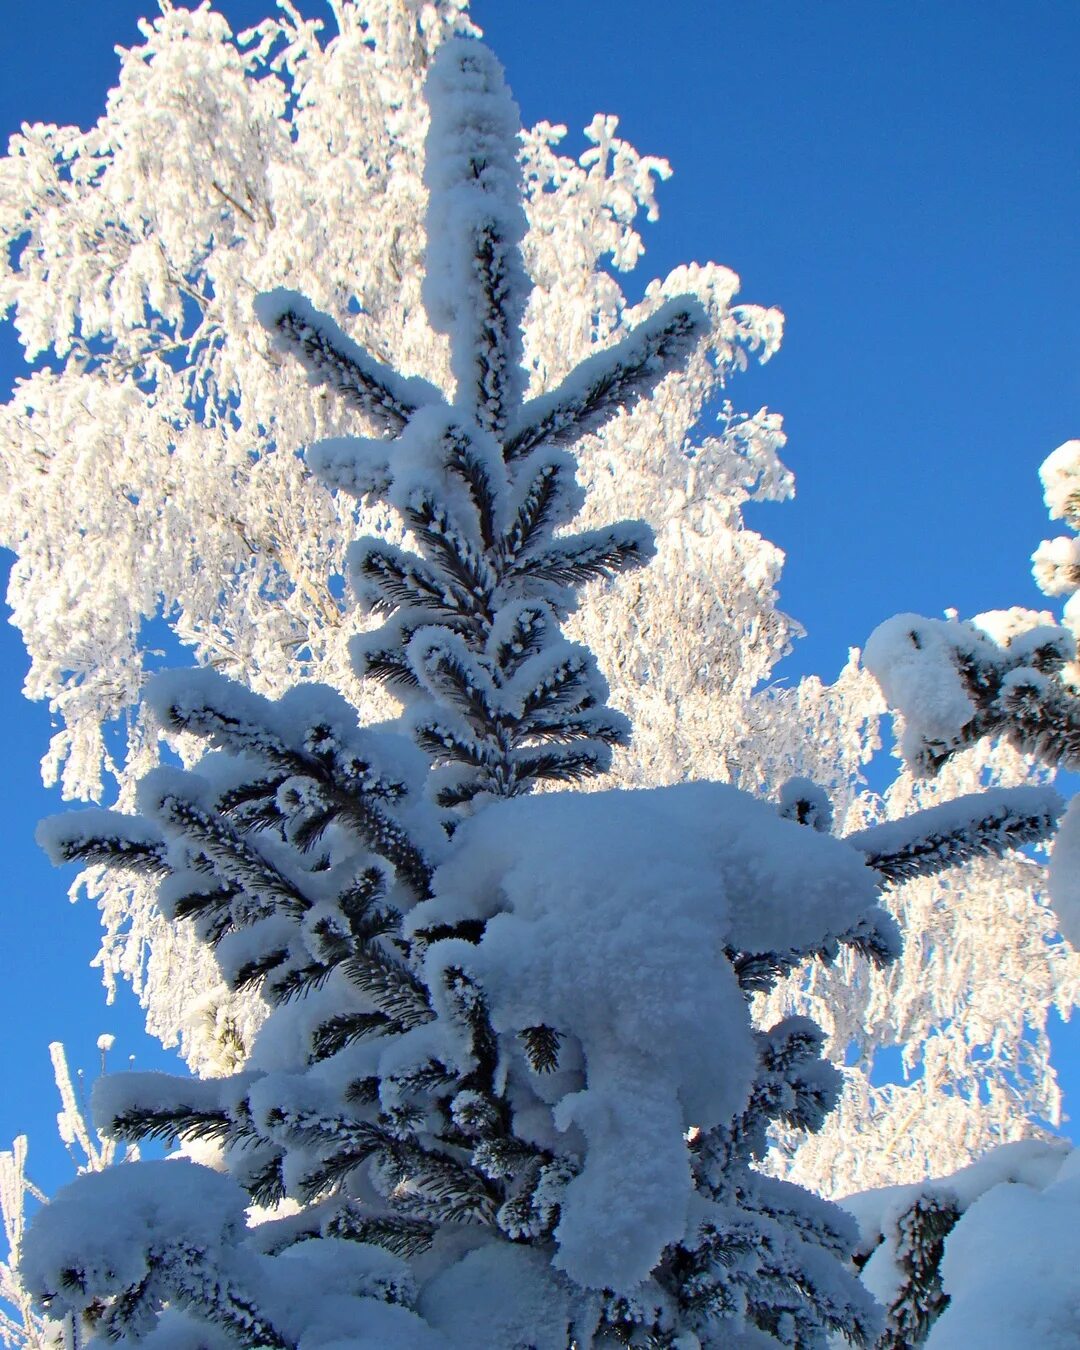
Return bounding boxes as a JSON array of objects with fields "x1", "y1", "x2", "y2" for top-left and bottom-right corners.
[{"x1": 19, "y1": 38, "x2": 1066, "y2": 1350}]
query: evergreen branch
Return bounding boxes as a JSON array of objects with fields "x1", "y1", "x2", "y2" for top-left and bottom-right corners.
[
  {"x1": 408, "y1": 636, "x2": 502, "y2": 727},
  {"x1": 877, "y1": 1193, "x2": 961, "y2": 1350},
  {"x1": 404, "y1": 492, "x2": 496, "y2": 603},
  {"x1": 216, "y1": 774, "x2": 288, "y2": 817},
  {"x1": 847, "y1": 786, "x2": 1063, "y2": 886},
  {"x1": 236, "y1": 1148, "x2": 288, "y2": 1209},
  {"x1": 510, "y1": 743, "x2": 609, "y2": 788},
  {"x1": 338, "y1": 865, "x2": 392, "y2": 928},
  {"x1": 344, "y1": 1076, "x2": 382, "y2": 1107},
  {"x1": 361, "y1": 646, "x2": 423, "y2": 689},
  {"x1": 384, "y1": 1144, "x2": 499, "y2": 1225},
  {"x1": 342, "y1": 942, "x2": 435, "y2": 1028},
  {"x1": 503, "y1": 298, "x2": 708, "y2": 460},
  {"x1": 105, "y1": 1105, "x2": 233, "y2": 1146},
  {"x1": 152, "y1": 791, "x2": 310, "y2": 919},
  {"x1": 496, "y1": 1164, "x2": 546, "y2": 1240},
  {"x1": 520, "y1": 1024, "x2": 563, "y2": 1073},
  {"x1": 469, "y1": 221, "x2": 520, "y2": 437},
  {"x1": 994, "y1": 675, "x2": 1080, "y2": 771},
  {"x1": 37, "y1": 811, "x2": 169, "y2": 877},
  {"x1": 152, "y1": 676, "x2": 305, "y2": 766},
  {"x1": 331, "y1": 789, "x2": 434, "y2": 898},
  {"x1": 258, "y1": 293, "x2": 431, "y2": 436},
  {"x1": 392, "y1": 1058, "x2": 457, "y2": 1095},
  {"x1": 232, "y1": 946, "x2": 291, "y2": 992},
  {"x1": 500, "y1": 457, "x2": 568, "y2": 564},
  {"x1": 284, "y1": 801, "x2": 338, "y2": 854},
  {"x1": 433, "y1": 773, "x2": 488, "y2": 809},
  {"x1": 323, "y1": 1206, "x2": 437, "y2": 1258},
  {"x1": 168, "y1": 880, "x2": 239, "y2": 943},
  {"x1": 444, "y1": 430, "x2": 500, "y2": 548},
  {"x1": 351, "y1": 541, "x2": 482, "y2": 624},
  {"x1": 487, "y1": 602, "x2": 553, "y2": 675},
  {"x1": 833, "y1": 913, "x2": 900, "y2": 969},
  {"x1": 264, "y1": 960, "x2": 337, "y2": 1006},
  {"x1": 152, "y1": 670, "x2": 403, "y2": 801},
  {"x1": 729, "y1": 948, "x2": 801, "y2": 995},
  {"x1": 167, "y1": 1241, "x2": 293, "y2": 1350},
  {"x1": 517, "y1": 712, "x2": 630, "y2": 747},
  {"x1": 471, "y1": 1135, "x2": 545, "y2": 1182},
  {"x1": 517, "y1": 650, "x2": 598, "y2": 720},
  {"x1": 99, "y1": 1266, "x2": 159, "y2": 1343},
  {"x1": 506, "y1": 523, "x2": 654, "y2": 588},
  {"x1": 413, "y1": 719, "x2": 500, "y2": 771},
  {"x1": 310, "y1": 1011, "x2": 395, "y2": 1062}
]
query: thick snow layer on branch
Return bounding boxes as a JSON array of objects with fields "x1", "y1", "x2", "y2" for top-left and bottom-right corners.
[
  {"x1": 36, "y1": 806, "x2": 164, "y2": 867},
  {"x1": 505, "y1": 296, "x2": 709, "y2": 459},
  {"x1": 863, "y1": 614, "x2": 977, "y2": 759},
  {"x1": 1032, "y1": 534, "x2": 1080, "y2": 597},
  {"x1": 846, "y1": 785, "x2": 1063, "y2": 886},
  {"x1": 305, "y1": 436, "x2": 393, "y2": 499},
  {"x1": 93, "y1": 1070, "x2": 231, "y2": 1134},
  {"x1": 147, "y1": 667, "x2": 432, "y2": 800},
  {"x1": 19, "y1": 1160, "x2": 247, "y2": 1305},
  {"x1": 256, "y1": 1238, "x2": 444, "y2": 1350},
  {"x1": 420, "y1": 1241, "x2": 576, "y2": 1349},
  {"x1": 1039, "y1": 438, "x2": 1080, "y2": 523},
  {"x1": 924, "y1": 1146, "x2": 1080, "y2": 1348},
  {"x1": 843, "y1": 1139, "x2": 1070, "y2": 1337},
  {"x1": 412, "y1": 781, "x2": 883, "y2": 1292}
]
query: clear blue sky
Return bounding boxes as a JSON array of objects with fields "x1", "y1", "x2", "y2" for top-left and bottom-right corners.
[{"x1": 1, "y1": 1, "x2": 1078, "y2": 1195}]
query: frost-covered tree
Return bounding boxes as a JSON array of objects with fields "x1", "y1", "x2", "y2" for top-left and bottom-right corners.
[
  {"x1": 1, "y1": 1043, "x2": 136, "y2": 1349},
  {"x1": 18, "y1": 36, "x2": 1062, "y2": 1348},
  {"x1": 3, "y1": 0, "x2": 1075, "y2": 1202}
]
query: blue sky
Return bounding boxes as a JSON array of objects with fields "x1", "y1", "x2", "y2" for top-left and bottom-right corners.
[{"x1": 1, "y1": 1, "x2": 1078, "y2": 1195}]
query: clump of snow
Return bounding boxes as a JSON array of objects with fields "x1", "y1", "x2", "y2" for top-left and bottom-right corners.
[
  {"x1": 19, "y1": 1160, "x2": 247, "y2": 1309},
  {"x1": 253, "y1": 287, "x2": 441, "y2": 415},
  {"x1": 846, "y1": 784, "x2": 1063, "y2": 883},
  {"x1": 777, "y1": 776, "x2": 833, "y2": 832},
  {"x1": 305, "y1": 435, "x2": 392, "y2": 500},
  {"x1": 1039, "y1": 438, "x2": 1080, "y2": 523},
  {"x1": 413, "y1": 782, "x2": 884, "y2": 1291},
  {"x1": 420, "y1": 1241, "x2": 576, "y2": 1349},
  {"x1": 505, "y1": 296, "x2": 709, "y2": 454},
  {"x1": 257, "y1": 1237, "x2": 443, "y2": 1348},
  {"x1": 863, "y1": 615, "x2": 976, "y2": 760},
  {"x1": 1033, "y1": 535, "x2": 1080, "y2": 597},
  {"x1": 926, "y1": 1146, "x2": 1080, "y2": 1348},
  {"x1": 844, "y1": 1138, "x2": 1072, "y2": 1324},
  {"x1": 35, "y1": 806, "x2": 163, "y2": 866},
  {"x1": 969, "y1": 606, "x2": 1063, "y2": 647}
]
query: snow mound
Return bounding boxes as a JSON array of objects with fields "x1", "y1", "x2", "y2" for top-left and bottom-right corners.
[{"x1": 413, "y1": 781, "x2": 883, "y2": 1291}]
